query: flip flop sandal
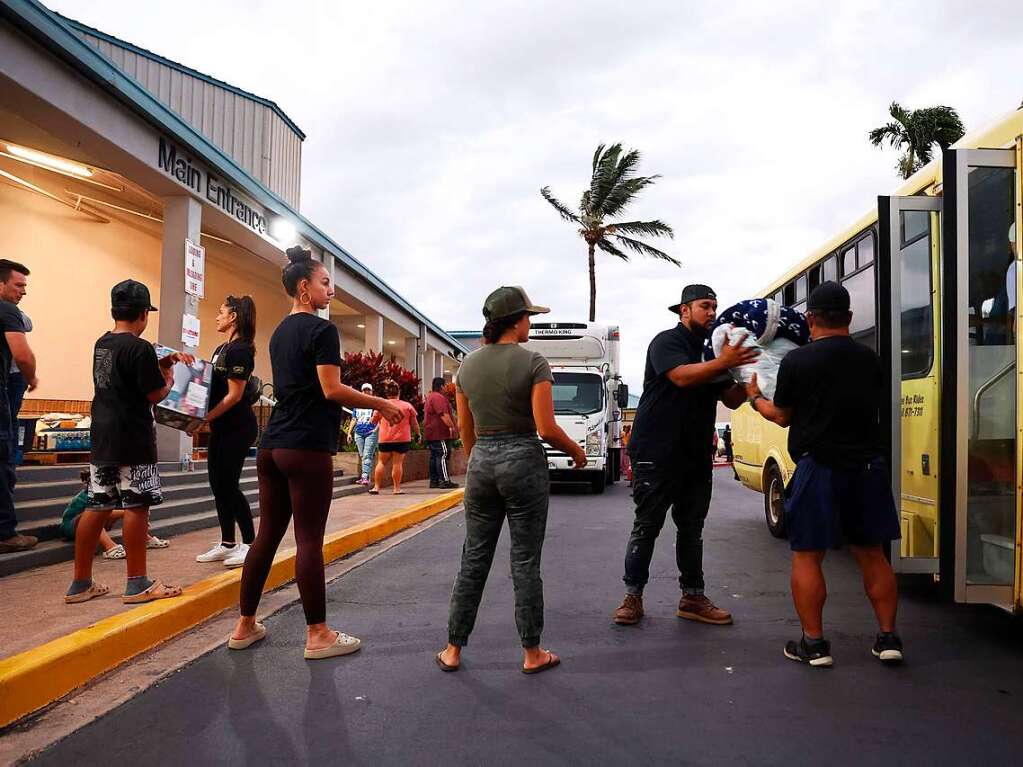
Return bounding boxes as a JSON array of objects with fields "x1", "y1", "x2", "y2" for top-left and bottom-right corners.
[
  {"x1": 392, "y1": 490, "x2": 405, "y2": 495},
  {"x1": 522, "y1": 651, "x2": 560, "y2": 675},
  {"x1": 304, "y1": 631, "x2": 362, "y2": 660},
  {"x1": 64, "y1": 582, "x2": 110, "y2": 604},
  {"x1": 122, "y1": 579, "x2": 183, "y2": 604},
  {"x1": 228, "y1": 622, "x2": 267, "y2": 650},
  {"x1": 435, "y1": 652, "x2": 459, "y2": 672},
  {"x1": 367, "y1": 488, "x2": 379, "y2": 495}
]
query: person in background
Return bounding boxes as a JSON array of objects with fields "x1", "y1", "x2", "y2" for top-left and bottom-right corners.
[
  {"x1": 370, "y1": 380, "x2": 420, "y2": 495},
  {"x1": 745, "y1": 281, "x2": 903, "y2": 667},
  {"x1": 621, "y1": 424, "x2": 633, "y2": 484},
  {"x1": 723, "y1": 425, "x2": 738, "y2": 480},
  {"x1": 194, "y1": 295, "x2": 259, "y2": 569},
  {"x1": 62, "y1": 469, "x2": 167, "y2": 558},
  {"x1": 424, "y1": 376, "x2": 459, "y2": 489},
  {"x1": 66, "y1": 280, "x2": 189, "y2": 604},
  {"x1": 0, "y1": 259, "x2": 38, "y2": 554},
  {"x1": 229, "y1": 246, "x2": 402, "y2": 659},
  {"x1": 612, "y1": 284, "x2": 755, "y2": 628},
  {"x1": 437, "y1": 287, "x2": 586, "y2": 675},
  {"x1": 351, "y1": 383, "x2": 380, "y2": 485}
]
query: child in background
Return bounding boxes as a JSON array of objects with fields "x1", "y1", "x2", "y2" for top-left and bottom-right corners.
[{"x1": 61, "y1": 469, "x2": 171, "y2": 559}]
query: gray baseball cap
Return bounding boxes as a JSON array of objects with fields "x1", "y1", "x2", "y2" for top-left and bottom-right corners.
[{"x1": 482, "y1": 286, "x2": 550, "y2": 321}]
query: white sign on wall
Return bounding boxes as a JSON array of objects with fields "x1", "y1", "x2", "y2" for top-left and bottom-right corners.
[
  {"x1": 181, "y1": 313, "x2": 200, "y2": 348},
  {"x1": 185, "y1": 239, "x2": 205, "y2": 298}
]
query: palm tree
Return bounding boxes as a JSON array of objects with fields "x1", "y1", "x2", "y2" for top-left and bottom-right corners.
[
  {"x1": 869, "y1": 102, "x2": 965, "y2": 179},
  {"x1": 541, "y1": 143, "x2": 677, "y2": 321}
]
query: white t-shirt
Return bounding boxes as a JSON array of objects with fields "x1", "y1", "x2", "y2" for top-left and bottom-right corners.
[{"x1": 1007, "y1": 261, "x2": 1016, "y2": 312}]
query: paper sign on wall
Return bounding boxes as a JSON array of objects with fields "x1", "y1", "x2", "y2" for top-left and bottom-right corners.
[
  {"x1": 185, "y1": 239, "x2": 205, "y2": 298},
  {"x1": 181, "y1": 313, "x2": 200, "y2": 348}
]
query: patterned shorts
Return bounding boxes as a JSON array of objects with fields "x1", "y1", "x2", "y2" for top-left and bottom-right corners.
[{"x1": 87, "y1": 464, "x2": 164, "y2": 511}]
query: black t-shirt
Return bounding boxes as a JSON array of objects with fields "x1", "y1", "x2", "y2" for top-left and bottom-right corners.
[
  {"x1": 773, "y1": 335, "x2": 884, "y2": 468},
  {"x1": 209, "y1": 341, "x2": 257, "y2": 430},
  {"x1": 260, "y1": 313, "x2": 343, "y2": 453},
  {"x1": 0, "y1": 300, "x2": 25, "y2": 392},
  {"x1": 628, "y1": 323, "x2": 730, "y2": 467},
  {"x1": 90, "y1": 332, "x2": 167, "y2": 466}
]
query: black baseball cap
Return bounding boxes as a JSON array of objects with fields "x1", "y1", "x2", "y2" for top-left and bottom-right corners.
[
  {"x1": 668, "y1": 284, "x2": 717, "y2": 314},
  {"x1": 111, "y1": 279, "x2": 157, "y2": 312},
  {"x1": 482, "y1": 286, "x2": 550, "y2": 320},
  {"x1": 807, "y1": 281, "x2": 850, "y2": 313}
]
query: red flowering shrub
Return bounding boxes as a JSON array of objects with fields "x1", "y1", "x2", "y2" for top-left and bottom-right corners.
[{"x1": 340, "y1": 351, "x2": 423, "y2": 418}]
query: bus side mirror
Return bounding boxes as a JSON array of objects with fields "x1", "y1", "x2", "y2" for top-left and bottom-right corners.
[{"x1": 616, "y1": 384, "x2": 629, "y2": 409}]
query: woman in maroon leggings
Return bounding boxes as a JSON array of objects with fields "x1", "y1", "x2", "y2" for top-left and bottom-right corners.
[{"x1": 229, "y1": 246, "x2": 401, "y2": 659}]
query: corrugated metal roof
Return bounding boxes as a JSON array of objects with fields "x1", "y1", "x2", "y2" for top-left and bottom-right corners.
[{"x1": 55, "y1": 13, "x2": 307, "y2": 140}]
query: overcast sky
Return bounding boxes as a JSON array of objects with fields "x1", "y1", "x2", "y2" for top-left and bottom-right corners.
[{"x1": 50, "y1": 0, "x2": 1023, "y2": 389}]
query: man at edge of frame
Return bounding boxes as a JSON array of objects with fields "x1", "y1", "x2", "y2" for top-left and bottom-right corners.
[
  {"x1": 612, "y1": 284, "x2": 756, "y2": 627},
  {"x1": 745, "y1": 280, "x2": 904, "y2": 668}
]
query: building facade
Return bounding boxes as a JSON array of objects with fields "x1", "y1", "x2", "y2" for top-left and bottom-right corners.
[{"x1": 0, "y1": 0, "x2": 465, "y2": 458}]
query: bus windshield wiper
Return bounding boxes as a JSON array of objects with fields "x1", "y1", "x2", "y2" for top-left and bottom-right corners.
[{"x1": 555, "y1": 407, "x2": 589, "y2": 416}]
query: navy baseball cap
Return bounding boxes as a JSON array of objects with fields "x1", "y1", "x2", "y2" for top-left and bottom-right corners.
[
  {"x1": 668, "y1": 284, "x2": 717, "y2": 314},
  {"x1": 111, "y1": 279, "x2": 157, "y2": 312},
  {"x1": 807, "y1": 281, "x2": 850, "y2": 313}
]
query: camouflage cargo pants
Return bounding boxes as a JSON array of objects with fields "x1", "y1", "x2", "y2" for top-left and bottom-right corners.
[{"x1": 448, "y1": 434, "x2": 550, "y2": 648}]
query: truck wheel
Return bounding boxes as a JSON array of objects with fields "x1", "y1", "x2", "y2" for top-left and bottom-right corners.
[
  {"x1": 591, "y1": 472, "x2": 606, "y2": 494},
  {"x1": 763, "y1": 462, "x2": 787, "y2": 539}
]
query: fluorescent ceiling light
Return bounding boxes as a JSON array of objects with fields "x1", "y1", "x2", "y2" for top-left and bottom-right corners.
[
  {"x1": 388, "y1": 340, "x2": 396, "y2": 345},
  {"x1": 271, "y1": 218, "x2": 296, "y2": 243},
  {"x1": 356, "y1": 323, "x2": 366, "y2": 328},
  {"x1": 6, "y1": 143, "x2": 93, "y2": 177}
]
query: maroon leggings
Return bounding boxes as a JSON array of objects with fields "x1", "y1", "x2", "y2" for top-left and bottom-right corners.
[{"x1": 239, "y1": 448, "x2": 334, "y2": 625}]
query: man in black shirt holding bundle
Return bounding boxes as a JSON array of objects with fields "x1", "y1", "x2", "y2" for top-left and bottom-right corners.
[
  {"x1": 613, "y1": 285, "x2": 756, "y2": 627},
  {"x1": 746, "y1": 282, "x2": 903, "y2": 667}
]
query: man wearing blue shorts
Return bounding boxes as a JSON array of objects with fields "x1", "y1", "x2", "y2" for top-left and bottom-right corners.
[{"x1": 745, "y1": 281, "x2": 903, "y2": 667}]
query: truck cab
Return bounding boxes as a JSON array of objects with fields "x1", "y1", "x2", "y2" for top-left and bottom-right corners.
[{"x1": 524, "y1": 322, "x2": 629, "y2": 493}]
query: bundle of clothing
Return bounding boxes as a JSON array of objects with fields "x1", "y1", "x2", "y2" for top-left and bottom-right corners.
[{"x1": 703, "y1": 298, "x2": 810, "y2": 399}]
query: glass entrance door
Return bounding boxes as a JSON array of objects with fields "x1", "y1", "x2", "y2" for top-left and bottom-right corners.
[
  {"x1": 879, "y1": 195, "x2": 942, "y2": 573},
  {"x1": 948, "y1": 148, "x2": 1018, "y2": 608}
]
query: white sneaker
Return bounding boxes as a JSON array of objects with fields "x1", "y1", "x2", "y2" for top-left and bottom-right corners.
[
  {"x1": 223, "y1": 543, "x2": 250, "y2": 569},
  {"x1": 196, "y1": 543, "x2": 237, "y2": 563}
]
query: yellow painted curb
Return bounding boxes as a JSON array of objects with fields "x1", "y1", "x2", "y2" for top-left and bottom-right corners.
[{"x1": 0, "y1": 489, "x2": 464, "y2": 729}]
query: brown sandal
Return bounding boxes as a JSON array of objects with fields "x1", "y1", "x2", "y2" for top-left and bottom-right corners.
[
  {"x1": 122, "y1": 578, "x2": 183, "y2": 604},
  {"x1": 522, "y1": 650, "x2": 560, "y2": 675},
  {"x1": 436, "y1": 652, "x2": 459, "y2": 672}
]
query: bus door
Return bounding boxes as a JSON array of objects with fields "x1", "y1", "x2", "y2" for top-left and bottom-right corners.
[
  {"x1": 878, "y1": 194, "x2": 943, "y2": 575},
  {"x1": 943, "y1": 147, "x2": 1020, "y2": 610}
]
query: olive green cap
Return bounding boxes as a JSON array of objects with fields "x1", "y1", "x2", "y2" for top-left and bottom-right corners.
[{"x1": 482, "y1": 286, "x2": 550, "y2": 321}]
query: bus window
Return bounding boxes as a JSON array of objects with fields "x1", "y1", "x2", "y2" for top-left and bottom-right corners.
[
  {"x1": 783, "y1": 282, "x2": 796, "y2": 305},
  {"x1": 774, "y1": 290, "x2": 784, "y2": 305},
  {"x1": 823, "y1": 256, "x2": 837, "y2": 283},
  {"x1": 843, "y1": 266, "x2": 876, "y2": 351},
  {"x1": 856, "y1": 232, "x2": 875, "y2": 267},
  {"x1": 808, "y1": 264, "x2": 822, "y2": 292},
  {"x1": 795, "y1": 275, "x2": 807, "y2": 302},
  {"x1": 841, "y1": 246, "x2": 856, "y2": 276},
  {"x1": 900, "y1": 213, "x2": 933, "y2": 377}
]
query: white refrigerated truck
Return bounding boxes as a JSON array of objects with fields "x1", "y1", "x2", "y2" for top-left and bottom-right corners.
[{"x1": 524, "y1": 322, "x2": 629, "y2": 493}]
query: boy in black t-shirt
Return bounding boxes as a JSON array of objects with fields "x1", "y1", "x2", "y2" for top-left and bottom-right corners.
[
  {"x1": 65, "y1": 280, "x2": 192, "y2": 605},
  {"x1": 746, "y1": 282, "x2": 903, "y2": 668}
]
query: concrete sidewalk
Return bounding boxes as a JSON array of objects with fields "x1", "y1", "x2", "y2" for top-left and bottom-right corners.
[{"x1": 0, "y1": 476, "x2": 464, "y2": 661}]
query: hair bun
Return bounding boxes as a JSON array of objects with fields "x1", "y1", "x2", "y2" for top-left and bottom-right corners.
[{"x1": 285, "y1": 246, "x2": 312, "y2": 264}]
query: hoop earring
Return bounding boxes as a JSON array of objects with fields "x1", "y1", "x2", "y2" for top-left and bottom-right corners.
[{"x1": 300, "y1": 293, "x2": 311, "y2": 306}]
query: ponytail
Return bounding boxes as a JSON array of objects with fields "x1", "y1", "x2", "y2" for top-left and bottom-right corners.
[{"x1": 482, "y1": 311, "x2": 527, "y2": 344}]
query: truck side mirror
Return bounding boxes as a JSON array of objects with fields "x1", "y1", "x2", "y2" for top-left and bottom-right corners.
[{"x1": 616, "y1": 384, "x2": 629, "y2": 409}]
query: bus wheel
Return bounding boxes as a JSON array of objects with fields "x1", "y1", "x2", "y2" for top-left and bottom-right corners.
[{"x1": 763, "y1": 462, "x2": 787, "y2": 539}]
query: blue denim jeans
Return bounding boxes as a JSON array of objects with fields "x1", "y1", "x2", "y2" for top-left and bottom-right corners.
[
  {"x1": 354, "y1": 428, "x2": 379, "y2": 479},
  {"x1": 7, "y1": 371, "x2": 27, "y2": 466}
]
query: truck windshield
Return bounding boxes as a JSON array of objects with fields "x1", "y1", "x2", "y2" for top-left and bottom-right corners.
[{"x1": 551, "y1": 372, "x2": 603, "y2": 415}]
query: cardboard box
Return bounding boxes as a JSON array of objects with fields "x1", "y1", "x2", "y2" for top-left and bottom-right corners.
[{"x1": 154, "y1": 344, "x2": 213, "y2": 432}]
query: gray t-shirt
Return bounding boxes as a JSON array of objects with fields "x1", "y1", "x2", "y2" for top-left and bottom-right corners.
[
  {"x1": 456, "y1": 343, "x2": 553, "y2": 435},
  {"x1": 10, "y1": 310, "x2": 30, "y2": 374}
]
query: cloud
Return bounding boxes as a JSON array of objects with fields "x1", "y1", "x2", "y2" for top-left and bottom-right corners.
[{"x1": 48, "y1": 0, "x2": 1023, "y2": 389}]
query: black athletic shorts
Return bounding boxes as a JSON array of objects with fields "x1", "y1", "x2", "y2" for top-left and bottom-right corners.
[
  {"x1": 784, "y1": 455, "x2": 901, "y2": 551},
  {"x1": 378, "y1": 442, "x2": 411, "y2": 454}
]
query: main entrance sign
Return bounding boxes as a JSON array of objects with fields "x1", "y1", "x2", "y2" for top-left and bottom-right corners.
[{"x1": 157, "y1": 138, "x2": 268, "y2": 236}]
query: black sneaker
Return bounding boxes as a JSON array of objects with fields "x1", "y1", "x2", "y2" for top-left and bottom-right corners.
[
  {"x1": 784, "y1": 636, "x2": 833, "y2": 667},
  {"x1": 872, "y1": 632, "x2": 904, "y2": 664},
  {"x1": 429, "y1": 482, "x2": 440, "y2": 489},
  {"x1": 439, "y1": 481, "x2": 459, "y2": 489}
]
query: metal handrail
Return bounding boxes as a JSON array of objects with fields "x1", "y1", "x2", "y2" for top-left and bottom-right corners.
[{"x1": 971, "y1": 360, "x2": 1015, "y2": 440}]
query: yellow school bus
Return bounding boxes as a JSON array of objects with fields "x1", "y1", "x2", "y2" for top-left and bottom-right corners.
[{"x1": 732, "y1": 106, "x2": 1023, "y2": 612}]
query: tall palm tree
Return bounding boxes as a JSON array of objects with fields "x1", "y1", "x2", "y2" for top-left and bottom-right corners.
[
  {"x1": 869, "y1": 102, "x2": 965, "y2": 179},
  {"x1": 541, "y1": 143, "x2": 677, "y2": 322}
]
